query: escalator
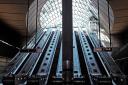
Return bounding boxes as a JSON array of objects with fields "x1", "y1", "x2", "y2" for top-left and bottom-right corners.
[{"x1": 2, "y1": 28, "x2": 127, "y2": 85}]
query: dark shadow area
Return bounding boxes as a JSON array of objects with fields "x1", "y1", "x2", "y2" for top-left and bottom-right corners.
[
  {"x1": 0, "y1": 19, "x2": 23, "y2": 57},
  {"x1": 117, "y1": 26, "x2": 128, "y2": 46},
  {"x1": 113, "y1": 26, "x2": 128, "y2": 75}
]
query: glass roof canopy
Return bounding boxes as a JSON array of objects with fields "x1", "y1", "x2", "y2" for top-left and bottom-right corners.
[
  {"x1": 40, "y1": 0, "x2": 93, "y2": 29},
  {"x1": 39, "y1": 0, "x2": 111, "y2": 47}
]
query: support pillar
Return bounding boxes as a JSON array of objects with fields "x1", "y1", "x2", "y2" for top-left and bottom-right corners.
[{"x1": 62, "y1": 0, "x2": 73, "y2": 82}]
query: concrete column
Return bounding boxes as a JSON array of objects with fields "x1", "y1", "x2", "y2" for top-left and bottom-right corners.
[{"x1": 62, "y1": 0, "x2": 73, "y2": 82}]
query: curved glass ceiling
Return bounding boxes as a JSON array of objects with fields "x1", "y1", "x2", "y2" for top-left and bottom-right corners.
[
  {"x1": 39, "y1": 0, "x2": 110, "y2": 47},
  {"x1": 40, "y1": 0, "x2": 93, "y2": 28}
]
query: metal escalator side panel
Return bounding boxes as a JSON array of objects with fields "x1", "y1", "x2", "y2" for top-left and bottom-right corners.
[
  {"x1": 73, "y1": 31, "x2": 82, "y2": 79},
  {"x1": 36, "y1": 30, "x2": 60, "y2": 85},
  {"x1": 77, "y1": 29, "x2": 102, "y2": 85},
  {"x1": 7, "y1": 29, "x2": 47, "y2": 75},
  {"x1": 17, "y1": 29, "x2": 53, "y2": 75}
]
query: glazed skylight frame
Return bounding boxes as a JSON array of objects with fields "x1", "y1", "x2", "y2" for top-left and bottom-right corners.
[{"x1": 40, "y1": 0, "x2": 93, "y2": 28}]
